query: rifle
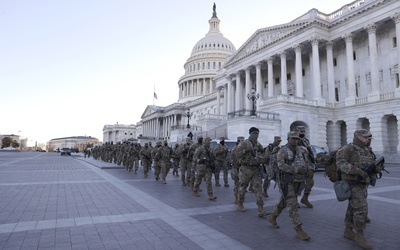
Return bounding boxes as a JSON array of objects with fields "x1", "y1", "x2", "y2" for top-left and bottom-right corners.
[
  {"x1": 204, "y1": 146, "x2": 216, "y2": 173},
  {"x1": 298, "y1": 139, "x2": 315, "y2": 164},
  {"x1": 279, "y1": 171, "x2": 295, "y2": 198},
  {"x1": 363, "y1": 156, "x2": 388, "y2": 179}
]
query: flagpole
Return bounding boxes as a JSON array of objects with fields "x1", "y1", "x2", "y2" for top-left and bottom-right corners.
[{"x1": 153, "y1": 82, "x2": 155, "y2": 106}]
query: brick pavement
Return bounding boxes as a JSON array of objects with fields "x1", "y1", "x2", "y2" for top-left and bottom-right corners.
[{"x1": 0, "y1": 151, "x2": 399, "y2": 249}]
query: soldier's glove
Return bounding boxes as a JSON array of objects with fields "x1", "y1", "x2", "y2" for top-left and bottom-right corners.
[
  {"x1": 357, "y1": 169, "x2": 368, "y2": 180},
  {"x1": 296, "y1": 167, "x2": 305, "y2": 174},
  {"x1": 307, "y1": 169, "x2": 314, "y2": 178}
]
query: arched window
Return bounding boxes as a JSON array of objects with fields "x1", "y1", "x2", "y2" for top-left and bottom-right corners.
[
  {"x1": 213, "y1": 62, "x2": 216, "y2": 69},
  {"x1": 208, "y1": 62, "x2": 210, "y2": 69},
  {"x1": 197, "y1": 63, "x2": 200, "y2": 70},
  {"x1": 218, "y1": 62, "x2": 221, "y2": 69}
]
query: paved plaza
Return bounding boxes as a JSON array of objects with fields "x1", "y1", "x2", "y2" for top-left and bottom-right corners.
[{"x1": 0, "y1": 151, "x2": 399, "y2": 250}]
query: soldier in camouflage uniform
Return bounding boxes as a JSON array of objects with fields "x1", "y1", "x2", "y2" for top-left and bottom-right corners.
[
  {"x1": 297, "y1": 126, "x2": 314, "y2": 208},
  {"x1": 213, "y1": 137, "x2": 229, "y2": 187},
  {"x1": 187, "y1": 137, "x2": 203, "y2": 191},
  {"x1": 192, "y1": 137, "x2": 217, "y2": 200},
  {"x1": 236, "y1": 127, "x2": 268, "y2": 217},
  {"x1": 263, "y1": 136, "x2": 282, "y2": 197},
  {"x1": 172, "y1": 144, "x2": 181, "y2": 177},
  {"x1": 267, "y1": 131, "x2": 310, "y2": 241},
  {"x1": 231, "y1": 136, "x2": 244, "y2": 204},
  {"x1": 139, "y1": 143, "x2": 152, "y2": 178},
  {"x1": 336, "y1": 129, "x2": 383, "y2": 250},
  {"x1": 132, "y1": 143, "x2": 141, "y2": 174},
  {"x1": 152, "y1": 141, "x2": 162, "y2": 181},
  {"x1": 159, "y1": 140, "x2": 173, "y2": 184},
  {"x1": 179, "y1": 138, "x2": 192, "y2": 186}
]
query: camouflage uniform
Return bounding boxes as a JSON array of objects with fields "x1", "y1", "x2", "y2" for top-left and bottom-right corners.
[
  {"x1": 132, "y1": 143, "x2": 141, "y2": 174},
  {"x1": 159, "y1": 140, "x2": 172, "y2": 184},
  {"x1": 268, "y1": 131, "x2": 310, "y2": 241},
  {"x1": 213, "y1": 137, "x2": 229, "y2": 187},
  {"x1": 179, "y1": 139, "x2": 192, "y2": 186},
  {"x1": 172, "y1": 144, "x2": 180, "y2": 176},
  {"x1": 192, "y1": 137, "x2": 216, "y2": 200},
  {"x1": 236, "y1": 127, "x2": 268, "y2": 217},
  {"x1": 297, "y1": 126, "x2": 314, "y2": 208},
  {"x1": 139, "y1": 143, "x2": 152, "y2": 177},
  {"x1": 336, "y1": 129, "x2": 379, "y2": 249},
  {"x1": 231, "y1": 136, "x2": 244, "y2": 203},
  {"x1": 152, "y1": 141, "x2": 162, "y2": 181},
  {"x1": 263, "y1": 136, "x2": 282, "y2": 197},
  {"x1": 187, "y1": 137, "x2": 203, "y2": 191}
]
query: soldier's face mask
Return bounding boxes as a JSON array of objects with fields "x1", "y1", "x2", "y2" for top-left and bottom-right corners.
[
  {"x1": 164, "y1": 143, "x2": 168, "y2": 146},
  {"x1": 249, "y1": 132, "x2": 259, "y2": 141},
  {"x1": 220, "y1": 141, "x2": 225, "y2": 145},
  {"x1": 299, "y1": 132, "x2": 305, "y2": 138}
]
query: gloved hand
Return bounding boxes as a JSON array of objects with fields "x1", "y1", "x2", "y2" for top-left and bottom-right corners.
[
  {"x1": 307, "y1": 169, "x2": 314, "y2": 178},
  {"x1": 296, "y1": 167, "x2": 305, "y2": 174},
  {"x1": 358, "y1": 169, "x2": 368, "y2": 180}
]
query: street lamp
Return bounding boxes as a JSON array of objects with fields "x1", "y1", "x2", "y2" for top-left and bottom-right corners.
[
  {"x1": 186, "y1": 108, "x2": 192, "y2": 129},
  {"x1": 247, "y1": 87, "x2": 260, "y2": 116}
]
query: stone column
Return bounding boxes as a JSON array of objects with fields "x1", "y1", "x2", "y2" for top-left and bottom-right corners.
[
  {"x1": 366, "y1": 23, "x2": 380, "y2": 101},
  {"x1": 310, "y1": 37, "x2": 323, "y2": 103},
  {"x1": 216, "y1": 87, "x2": 221, "y2": 115},
  {"x1": 343, "y1": 33, "x2": 356, "y2": 105},
  {"x1": 209, "y1": 78, "x2": 213, "y2": 93},
  {"x1": 235, "y1": 72, "x2": 241, "y2": 112},
  {"x1": 267, "y1": 57, "x2": 274, "y2": 97},
  {"x1": 255, "y1": 62, "x2": 263, "y2": 110},
  {"x1": 245, "y1": 67, "x2": 252, "y2": 112},
  {"x1": 280, "y1": 51, "x2": 288, "y2": 95},
  {"x1": 326, "y1": 42, "x2": 336, "y2": 101},
  {"x1": 293, "y1": 44, "x2": 303, "y2": 98},
  {"x1": 223, "y1": 85, "x2": 227, "y2": 115},
  {"x1": 393, "y1": 13, "x2": 400, "y2": 97},
  {"x1": 227, "y1": 78, "x2": 232, "y2": 114}
]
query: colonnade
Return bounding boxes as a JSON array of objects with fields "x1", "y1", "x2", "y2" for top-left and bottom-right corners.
[
  {"x1": 142, "y1": 114, "x2": 179, "y2": 139},
  {"x1": 179, "y1": 77, "x2": 214, "y2": 99},
  {"x1": 221, "y1": 16, "x2": 400, "y2": 114}
]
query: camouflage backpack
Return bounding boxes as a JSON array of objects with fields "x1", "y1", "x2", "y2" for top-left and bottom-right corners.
[{"x1": 317, "y1": 147, "x2": 347, "y2": 182}]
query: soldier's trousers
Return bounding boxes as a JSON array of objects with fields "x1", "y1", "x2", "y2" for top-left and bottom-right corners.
[
  {"x1": 214, "y1": 160, "x2": 228, "y2": 185},
  {"x1": 304, "y1": 170, "x2": 314, "y2": 194},
  {"x1": 237, "y1": 165, "x2": 263, "y2": 206},
  {"x1": 194, "y1": 164, "x2": 214, "y2": 195},
  {"x1": 345, "y1": 183, "x2": 368, "y2": 230},
  {"x1": 231, "y1": 166, "x2": 239, "y2": 200},
  {"x1": 142, "y1": 159, "x2": 151, "y2": 176},
  {"x1": 180, "y1": 159, "x2": 190, "y2": 184},
  {"x1": 263, "y1": 178, "x2": 271, "y2": 190},
  {"x1": 272, "y1": 181, "x2": 303, "y2": 229},
  {"x1": 172, "y1": 158, "x2": 180, "y2": 174},
  {"x1": 154, "y1": 161, "x2": 161, "y2": 179},
  {"x1": 160, "y1": 160, "x2": 170, "y2": 182},
  {"x1": 189, "y1": 162, "x2": 197, "y2": 189}
]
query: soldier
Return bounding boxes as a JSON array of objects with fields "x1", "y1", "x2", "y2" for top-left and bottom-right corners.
[
  {"x1": 158, "y1": 140, "x2": 172, "y2": 184},
  {"x1": 179, "y1": 138, "x2": 192, "y2": 186},
  {"x1": 213, "y1": 137, "x2": 229, "y2": 187},
  {"x1": 139, "y1": 143, "x2": 152, "y2": 178},
  {"x1": 152, "y1": 141, "x2": 162, "y2": 181},
  {"x1": 263, "y1": 136, "x2": 282, "y2": 197},
  {"x1": 133, "y1": 143, "x2": 141, "y2": 174},
  {"x1": 187, "y1": 137, "x2": 203, "y2": 191},
  {"x1": 231, "y1": 136, "x2": 245, "y2": 203},
  {"x1": 267, "y1": 131, "x2": 310, "y2": 241},
  {"x1": 297, "y1": 125, "x2": 315, "y2": 208},
  {"x1": 172, "y1": 144, "x2": 181, "y2": 176},
  {"x1": 236, "y1": 127, "x2": 268, "y2": 217},
  {"x1": 336, "y1": 129, "x2": 383, "y2": 249},
  {"x1": 192, "y1": 137, "x2": 217, "y2": 200}
]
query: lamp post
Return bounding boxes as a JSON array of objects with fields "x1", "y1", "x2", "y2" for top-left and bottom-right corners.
[
  {"x1": 247, "y1": 87, "x2": 260, "y2": 116},
  {"x1": 186, "y1": 108, "x2": 192, "y2": 129}
]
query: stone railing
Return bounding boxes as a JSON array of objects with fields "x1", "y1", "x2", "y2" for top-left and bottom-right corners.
[
  {"x1": 228, "y1": 109, "x2": 280, "y2": 120},
  {"x1": 197, "y1": 114, "x2": 227, "y2": 120},
  {"x1": 264, "y1": 95, "x2": 317, "y2": 106},
  {"x1": 186, "y1": 92, "x2": 217, "y2": 107},
  {"x1": 316, "y1": 0, "x2": 373, "y2": 21},
  {"x1": 380, "y1": 91, "x2": 395, "y2": 100},
  {"x1": 355, "y1": 96, "x2": 368, "y2": 104}
]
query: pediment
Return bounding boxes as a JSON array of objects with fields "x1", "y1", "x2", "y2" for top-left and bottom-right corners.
[
  {"x1": 226, "y1": 21, "x2": 310, "y2": 65},
  {"x1": 141, "y1": 105, "x2": 164, "y2": 119}
]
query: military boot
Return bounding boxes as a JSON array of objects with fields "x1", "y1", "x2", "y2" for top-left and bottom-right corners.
[
  {"x1": 295, "y1": 226, "x2": 310, "y2": 241},
  {"x1": 354, "y1": 230, "x2": 373, "y2": 250},
  {"x1": 192, "y1": 190, "x2": 200, "y2": 197},
  {"x1": 267, "y1": 215, "x2": 279, "y2": 228},
  {"x1": 257, "y1": 205, "x2": 268, "y2": 217},
  {"x1": 236, "y1": 201, "x2": 246, "y2": 212},
  {"x1": 208, "y1": 194, "x2": 217, "y2": 200},
  {"x1": 300, "y1": 194, "x2": 313, "y2": 208},
  {"x1": 215, "y1": 180, "x2": 221, "y2": 187},
  {"x1": 344, "y1": 226, "x2": 355, "y2": 240}
]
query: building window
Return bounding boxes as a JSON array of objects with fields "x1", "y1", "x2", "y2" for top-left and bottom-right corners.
[
  {"x1": 353, "y1": 51, "x2": 357, "y2": 61},
  {"x1": 275, "y1": 77, "x2": 280, "y2": 84},
  {"x1": 130, "y1": 133, "x2": 132, "y2": 135},
  {"x1": 213, "y1": 62, "x2": 216, "y2": 69},
  {"x1": 333, "y1": 58, "x2": 337, "y2": 67},
  {"x1": 335, "y1": 87, "x2": 339, "y2": 101},
  {"x1": 302, "y1": 69, "x2": 305, "y2": 76},
  {"x1": 124, "y1": 133, "x2": 127, "y2": 135},
  {"x1": 197, "y1": 63, "x2": 200, "y2": 70},
  {"x1": 287, "y1": 73, "x2": 291, "y2": 80},
  {"x1": 202, "y1": 62, "x2": 205, "y2": 70},
  {"x1": 218, "y1": 62, "x2": 221, "y2": 69},
  {"x1": 396, "y1": 73, "x2": 400, "y2": 88},
  {"x1": 393, "y1": 37, "x2": 397, "y2": 48},
  {"x1": 208, "y1": 62, "x2": 210, "y2": 69}
]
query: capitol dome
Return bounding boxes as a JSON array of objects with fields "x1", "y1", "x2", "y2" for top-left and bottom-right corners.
[{"x1": 178, "y1": 4, "x2": 236, "y2": 103}]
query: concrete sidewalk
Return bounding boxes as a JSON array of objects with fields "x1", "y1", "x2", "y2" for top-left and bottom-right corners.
[{"x1": 0, "y1": 151, "x2": 399, "y2": 249}]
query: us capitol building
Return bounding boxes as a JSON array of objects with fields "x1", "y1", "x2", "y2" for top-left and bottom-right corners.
[{"x1": 104, "y1": 0, "x2": 400, "y2": 161}]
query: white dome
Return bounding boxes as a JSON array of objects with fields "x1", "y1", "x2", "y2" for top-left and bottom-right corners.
[{"x1": 190, "y1": 29, "x2": 236, "y2": 57}]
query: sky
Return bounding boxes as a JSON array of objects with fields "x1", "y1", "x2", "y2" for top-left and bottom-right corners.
[{"x1": 0, "y1": 0, "x2": 353, "y2": 146}]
